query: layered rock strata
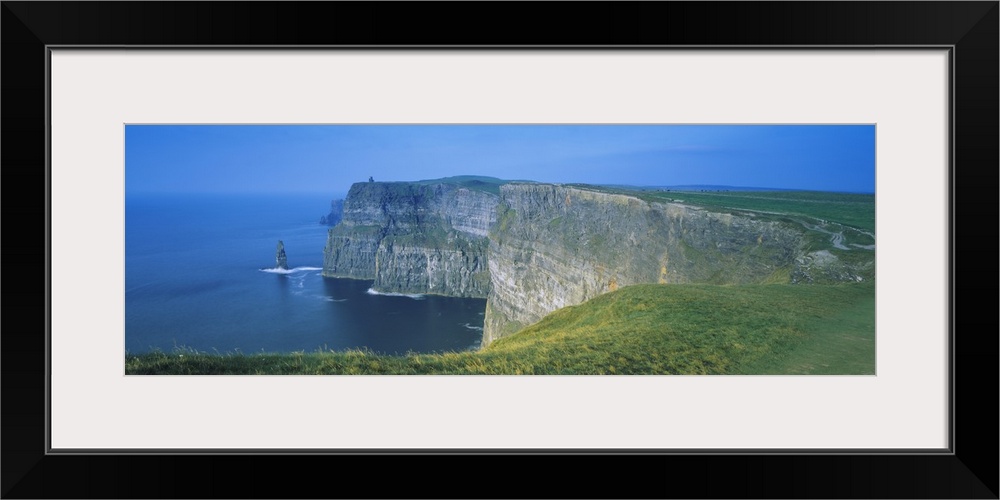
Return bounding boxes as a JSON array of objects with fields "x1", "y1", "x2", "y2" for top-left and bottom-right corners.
[
  {"x1": 322, "y1": 182, "x2": 497, "y2": 298},
  {"x1": 323, "y1": 180, "x2": 871, "y2": 348},
  {"x1": 482, "y1": 184, "x2": 803, "y2": 344}
]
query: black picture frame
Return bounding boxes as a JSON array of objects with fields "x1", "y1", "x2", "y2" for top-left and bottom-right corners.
[{"x1": 3, "y1": 2, "x2": 996, "y2": 498}]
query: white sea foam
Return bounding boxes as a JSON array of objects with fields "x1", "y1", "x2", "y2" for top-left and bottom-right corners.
[
  {"x1": 365, "y1": 288, "x2": 425, "y2": 300},
  {"x1": 460, "y1": 323, "x2": 484, "y2": 331},
  {"x1": 324, "y1": 297, "x2": 348, "y2": 302},
  {"x1": 259, "y1": 266, "x2": 323, "y2": 275}
]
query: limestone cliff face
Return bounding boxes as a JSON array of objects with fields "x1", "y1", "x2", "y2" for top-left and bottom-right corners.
[
  {"x1": 372, "y1": 239, "x2": 490, "y2": 297},
  {"x1": 324, "y1": 180, "x2": 870, "y2": 348},
  {"x1": 323, "y1": 226, "x2": 381, "y2": 279},
  {"x1": 482, "y1": 184, "x2": 804, "y2": 344},
  {"x1": 319, "y1": 199, "x2": 344, "y2": 226},
  {"x1": 322, "y1": 182, "x2": 497, "y2": 298},
  {"x1": 336, "y1": 181, "x2": 499, "y2": 236}
]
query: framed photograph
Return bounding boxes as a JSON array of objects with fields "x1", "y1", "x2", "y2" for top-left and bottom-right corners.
[
  {"x1": 4, "y1": 2, "x2": 996, "y2": 498},
  {"x1": 120, "y1": 122, "x2": 878, "y2": 376}
]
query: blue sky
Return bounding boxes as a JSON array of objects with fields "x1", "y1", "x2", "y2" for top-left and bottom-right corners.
[{"x1": 125, "y1": 125, "x2": 875, "y2": 196}]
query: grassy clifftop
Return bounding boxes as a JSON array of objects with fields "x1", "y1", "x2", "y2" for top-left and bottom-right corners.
[
  {"x1": 411, "y1": 175, "x2": 510, "y2": 195},
  {"x1": 579, "y1": 186, "x2": 876, "y2": 232},
  {"x1": 126, "y1": 281, "x2": 874, "y2": 375}
]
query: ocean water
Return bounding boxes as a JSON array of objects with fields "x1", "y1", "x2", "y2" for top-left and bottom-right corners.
[{"x1": 125, "y1": 194, "x2": 486, "y2": 355}]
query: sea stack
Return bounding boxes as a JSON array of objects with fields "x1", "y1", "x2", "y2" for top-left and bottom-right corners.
[{"x1": 275, "y1": 240, "x2": 288, "y2": 270}]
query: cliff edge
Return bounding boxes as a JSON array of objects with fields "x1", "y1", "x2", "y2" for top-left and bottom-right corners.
[
  {"x1": 322, "y1": 181, "x2": 498, "y2": 298},
  {"x1": 323, "y1": 180, "x2": 874, "y2": 347}
]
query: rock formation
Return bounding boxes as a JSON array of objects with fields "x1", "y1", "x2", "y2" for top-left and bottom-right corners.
[
  {"x1": 482, "y1": 183, "x2": 802, "y2": 344},
  {"x1": 319, "y1": 199, "x2": 345, "y2": 226},
  {"x1": 322, "y1": 181, "x2": 498, "y2": 298},
  {"x1": 322, "y1": 179, "x2": 874, "y2": 347},
  {"x1": 275, "y1": 240, "x2": 288, "y2": 270}
]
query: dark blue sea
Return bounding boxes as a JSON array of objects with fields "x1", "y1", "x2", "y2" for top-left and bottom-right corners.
[{"x1": 125, "y1": 194, "x2": 486, "y2": 355}]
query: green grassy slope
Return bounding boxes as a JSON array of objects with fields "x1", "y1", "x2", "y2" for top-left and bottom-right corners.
[
  {"x1": 412, "y1": 175, "x2": 510, "y2": 195},
  {"x1": 126, "y1": 282, "x2": 875, "y2": 375}
]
